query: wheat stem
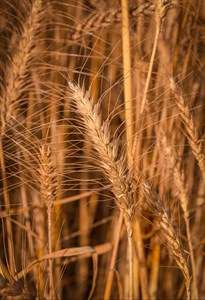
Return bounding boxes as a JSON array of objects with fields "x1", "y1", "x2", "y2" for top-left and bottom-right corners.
[
  {"x1": 47, "y1": 203, "x2": 54, "y2": 300},
  {"x1": 125, "y1": 219, "x2": 133, "y2": 300},
  {"x1": 121, "y1": 0, "x2": 134, "y2": 297},
  {"x1": 0, "y1": 136, "x2": 15, "y2": 275},
  {"x1": 121, "y1": 0, "x2": 133, "y2": 164},
  {"x1": 104, "y1": 212, "x2": 123, "y2": 300},
  {"x1": 140, "y1": 8, "x2": 160, "y2": 116}
]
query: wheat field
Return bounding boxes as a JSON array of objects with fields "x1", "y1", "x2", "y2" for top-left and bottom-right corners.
[{"x1": 0, "y1": 0, "x2": 204, "y2": 299}]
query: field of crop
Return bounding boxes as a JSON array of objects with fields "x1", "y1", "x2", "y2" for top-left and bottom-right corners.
[{"x1": 0, "y1": 0, "x2": 204, "y2": 299}]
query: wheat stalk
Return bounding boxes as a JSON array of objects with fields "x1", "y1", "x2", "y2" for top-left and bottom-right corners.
[
  {"x1": 121, "y1": 0, "x2": 134, "y2": 297},
  {"x1": 139, "y1": 0, "x2": 171, "y2": 117}
]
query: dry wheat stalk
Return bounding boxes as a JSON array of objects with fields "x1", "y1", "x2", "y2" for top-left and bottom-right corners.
[
  {"x1": 170, "y1": 78, "x2": 205, "y2": 184},
  {"x1": 139, "y1": 0, "x2": 171, "y2": 118},
  {"x1": 142, "y1": 181, "x2": 191, "y2": 299},
  {"x1": 121, "y1": 0, "x2": 134, "y2": 297}
]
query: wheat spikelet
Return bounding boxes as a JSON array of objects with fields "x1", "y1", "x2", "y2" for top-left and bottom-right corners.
[
  {"x1": 170, "y1": 78, "x2": 205, "y2": 184},
  {"x1": 38, "y1": 144, "x2": 58, "y2": 207},
  {"x1": 154, "y1": 0, "x2": 172, "y2": 21},
  {"x1": 0, "y1": 0, "x2": 44, "y2": 135},
  {"x1": 159, "y1": 131, "x2": 188, "y2": 213}
]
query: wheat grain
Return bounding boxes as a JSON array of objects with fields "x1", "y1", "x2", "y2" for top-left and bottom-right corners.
[{"x1": 38, "y1": 144, "x2": 58, "y2": 206}]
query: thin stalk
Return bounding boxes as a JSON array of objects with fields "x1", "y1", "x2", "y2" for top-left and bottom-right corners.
[
  {"x1": 47, "y1": 204, "x2": 54, "y2": 300},
  {"x1": 78, "y1": 142, "x2": 90, "y2": 298},
  {"x1": 0, "y1": 136, "x2": 15, "y2": 275},
  {"x1": 104, "y1": 212, "x2": 123, "y2": 300},
  {"x1": 140, "y1": 21, "x2": 160, "y2": 117},
  {"x1": 133, "y1": 220, "x2": 150, "y2": 300},
  {"x1": 132, "y1": 7, "x2": 161, "y2": 168},
  {"x1": 184, "y1": 212, "x2": 198, "y2": 299},
  {"x1": 121, "y1": 1, "x2": 134, "y2": 298},
  {"x1": 126, "y1": 220, "x2": 133, "y2": 300},
  {"x1": 149, "y1": 240, "x2": 160, "y2": 299},
  {"x1": 18, "y1": 151, "x2": 35, "y2": 259},
  {"x1": 121, "y1": 0, "x2": 133, "y2": 161}
]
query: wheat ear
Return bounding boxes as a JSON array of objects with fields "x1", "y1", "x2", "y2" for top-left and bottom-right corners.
[
  {"x1": 38, "y1": 144, "x2": 58, "y2": 299},
  {"x1": 159, "y1": 130, "x2": 198, "y2": 299},
  {"x1": 68, "y1": 81, "x2": 136, "y2": 220},
  {"x1": 69, "y1": 2, "x2": 158, "y2": 43},
  {"x1": 142, "y1": 181, "x2": 191, "y2": 300},
  {"x1": 68, "y1": 81, "x2": 136, "y2": 298},
  {"x1": 170, "y1": 78, "x2": 205, "y2": 184},
  {"x1": 0, "y1": 0, "x2": 44, "y2": 134},
  {"x1": 0, "y1": 0, "x2": 44, "y2": 277}
]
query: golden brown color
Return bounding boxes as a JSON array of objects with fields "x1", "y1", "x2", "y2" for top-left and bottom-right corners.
[{"x1": 0, "y1": 0, "x2": 204, "y2": 299}]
